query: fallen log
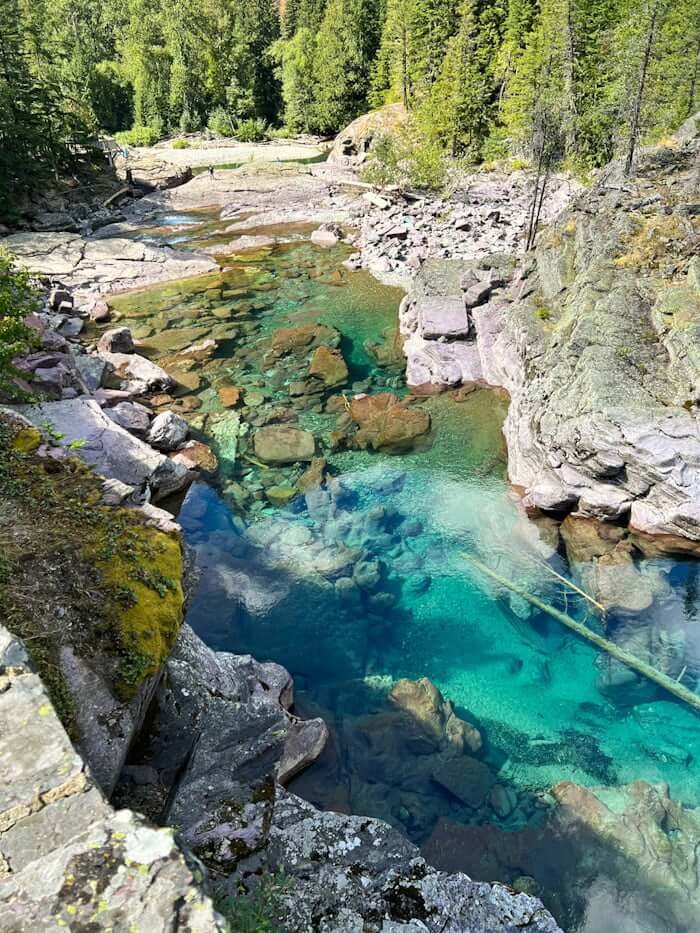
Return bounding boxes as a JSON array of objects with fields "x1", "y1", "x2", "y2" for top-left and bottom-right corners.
[
  {"x1": 462, "y1": 553, "x2": 700, "y2": 714},
  {"x1": 103, "y1": 186, "x2": 133, "y2": 208}
]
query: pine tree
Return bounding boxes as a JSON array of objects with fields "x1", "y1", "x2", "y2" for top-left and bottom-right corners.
[
  {"x1": 422, "y1": 0, "x2": 492, "y2": 159},
  {"x1": 612, "y1": 0, "x2": 672, "y2": 173},
  {"x1": 0, "y1": 0, "x2": 84, "y2": 218},
  {"x1": 272, "y1": 26, "x2": 319, "y2": 131},
  {"x1": 313, "y1": 0, "x2": 381, "y2": 133},
  {"x1": 370, "y1": 0, "x2": 416, "y2": 108},
  {"x1": 411, "y1": 0, "x2": 460, "y2": 101}
]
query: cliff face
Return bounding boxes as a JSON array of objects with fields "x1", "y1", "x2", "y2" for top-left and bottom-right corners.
[{"x1": 402, "y1": 113, "x2": 700, "y2": 549}]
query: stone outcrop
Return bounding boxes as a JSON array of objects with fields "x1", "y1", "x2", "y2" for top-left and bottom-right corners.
[
  {"x1": 0, "y1": 625, "x2": 224, "y2": 931},
  {"x1": 400, "y1": 119, "x2": 700, "y2": 546},
  {"x1": 112, "y1": 627, "x2": 563, "y2": 932},
  {"x1": 328, "y1": 103, "x2": 409, "y2": 168},
  {"x1": 1, "y1": 231, "x2": 217, "y2": 296},
  {"x1": 19, "y1": 399, "x2": 192, "y2": 502}
]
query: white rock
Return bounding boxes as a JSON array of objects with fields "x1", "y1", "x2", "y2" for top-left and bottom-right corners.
[{"x1": 148, "y1": 411, "x2": 189, "y2": 452}]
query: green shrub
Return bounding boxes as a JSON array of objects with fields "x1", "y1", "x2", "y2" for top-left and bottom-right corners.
[
  {"x1": 172, "y1": 139, "x2": 191, "y2": 150},
  {"x1": 215, "y1": 874, "x2": 289, "y2": 932},
  {"x1": 208, "y1": 106, "x2": 234, "y2": 137},
  {"x1": 406, "y1": 138, "x2": 447, "y2": 192},
  {"x1": 115, "y1": 125, "x2": 161, "y2": 147},
  {"x1": 235, "y1": 117, "x2": 268, "y2": 143},
  {"x1": 179, "y1": 108, "x2": 201, "y2": 134},
  {"x1": 0, "y1": 249, "x2": 39, "y2": 398},
  {"x1": 361, "y1": 132, "x2": 400, "y2": 187}
]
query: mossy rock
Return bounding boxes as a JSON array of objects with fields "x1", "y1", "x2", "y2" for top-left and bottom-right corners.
[
  {"x1": 11, "y1": 426, "x2": 42, "y2": 453},
  {"x1": 95, "y1": 524, "x2": 185, "y2": 697}
]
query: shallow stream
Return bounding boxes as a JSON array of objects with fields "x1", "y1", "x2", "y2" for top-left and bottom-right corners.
[{"x1": 107, "y1": 208, "x2": 700, "y2": 931}]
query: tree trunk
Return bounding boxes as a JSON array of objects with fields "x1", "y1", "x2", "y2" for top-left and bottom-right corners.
[
  {"x1": 625, "y1": 0, "x2": 663, "y2": 175},
  {"x1": 563, "y1": 0, "x2": 578, "y2": 156}
]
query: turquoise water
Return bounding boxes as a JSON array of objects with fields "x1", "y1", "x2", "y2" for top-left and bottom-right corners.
[{"x1": 108, "y1": 210, "x2": 700, "y2": 932}]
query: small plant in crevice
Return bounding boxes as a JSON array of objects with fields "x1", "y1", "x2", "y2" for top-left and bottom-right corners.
[{"x1": 215, "y1": 873, "x2": 290, "y2": 933}]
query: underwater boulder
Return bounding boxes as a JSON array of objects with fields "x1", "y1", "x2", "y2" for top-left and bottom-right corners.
[
  {"x1": 348, "y1": 393, "x2": 431, "y2": 453},
  {"x1": 253, "y1": 425, "x2": 316, "y2": 465},
  {"x1": 389, "y1": 677, "x2": 482, "y2": 755},
  {"x1": 432, "y1": 756, "x2": 496, "y2": 809},
  {"x1": 308, "y1": 346, "x2": 349, "y2": 389}
]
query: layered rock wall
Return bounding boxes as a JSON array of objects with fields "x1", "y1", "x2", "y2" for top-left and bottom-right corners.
[{"x1": 402, "y1": 117, "x2": 700, "y2": 546}]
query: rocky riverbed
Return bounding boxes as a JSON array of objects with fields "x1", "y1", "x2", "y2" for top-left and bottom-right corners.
[
  {"x1": 2, "y1": 117, "x2": 700, "y2": 933},
  {"x1": 0, "y1": 150, "x2": 567, "y2": 930}
]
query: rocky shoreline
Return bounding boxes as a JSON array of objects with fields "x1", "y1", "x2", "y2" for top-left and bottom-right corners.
[
  {"x1": 397, "y1": 114, "x2": 700, "y2": 552},
  {"x1": 0, "y1": 157, "x2": 566, "y2": 929}
]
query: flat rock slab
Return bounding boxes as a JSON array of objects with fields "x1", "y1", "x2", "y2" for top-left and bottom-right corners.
[
  {"x1": 1, "y1": 232, "x2": 217, "y2": 294},
  {"x1": 17, "y1": 399, "x2": 191, "y2": 500},
  {"x1": 404, "y1": 333, "x2": 483, "y2": 387},
  {"x1": 254, "y1": 425, "x2": 316, "y2": 464},
  {"x1": 0, "y1": 808, "x2": 223, "y2": 931},
  {"x1": 418, "y1": 297, "x2": 471, "y2": 340},
  {"x1": 0, "y1": 624, "x2": 223, "y2": 928},
  {"x1": 0, "y1": 632, "x2": 86, "y2": 837}
]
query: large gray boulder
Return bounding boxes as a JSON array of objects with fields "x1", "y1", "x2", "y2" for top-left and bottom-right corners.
[
  {"x1": 328, "y1": 103, "x2": 409, "y2": 168},
  {"x1": 209, "y1": 789, "x2": 561, "y2": 932},
  {"x1": 98, "y1": 350, "x2": 175, "y2": 393},
  {"x1": 148, "y1": 410, "x2": 189, "y2": 451},
  {"x1": 17, "y1": 399, "x2": 192, "y2": 501}
]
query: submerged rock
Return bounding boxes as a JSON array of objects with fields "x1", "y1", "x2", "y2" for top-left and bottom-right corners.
[
  {"x1": 348, "y1": 393, "x2": 431, "y2": 453},
  {"x1": 389, "y1": 678, "x2": 482, "y2": 755},
  {"x1": 308, "y1": 345, "x2": 349, "y2": 388},
  {"x1": 432, "y1": 756, "x2": 495, "y2": 808},
  {"x1": 170, "y1": 440, "x2": 218, "y2": 474},
  {"x1": 254, "y1": 425, "x2": 316, "y2": 464}
]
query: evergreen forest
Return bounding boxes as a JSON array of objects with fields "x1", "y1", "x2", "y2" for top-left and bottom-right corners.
[{"x1": 1, "y1": 0, "x2": 699, "y2": 206}]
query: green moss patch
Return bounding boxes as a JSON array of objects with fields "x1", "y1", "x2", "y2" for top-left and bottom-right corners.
[{"x1": 0, "y1": 416, "x2": 185, "y2": 733}]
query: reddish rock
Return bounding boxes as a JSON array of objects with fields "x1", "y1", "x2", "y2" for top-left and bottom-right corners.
[
  {"x1": 268, "y1": 323, "x2": 340, "y2": 358},
  {"x1": 217, "y1": 385, "x2": 242, "y2": 408},
  {"x1": 297, "y1": 457, "x2": 328, "y2": 492},
  {"x1": 348, "y1": 393, "x2": 431, "y2": 453},
  {"x1": 389, "y1": 677, "x2": 482, "y2": 755},
  {"x1": 169, "y1": 440, "x2": 218, "y2": 474},
  {"x1": 308, "y1": 346, "x2": 349, "y2": 388}
]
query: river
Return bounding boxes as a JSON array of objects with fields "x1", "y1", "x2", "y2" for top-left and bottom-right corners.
[{"x1": 105, "y1": 208, "x2": 700, "y2": 932}]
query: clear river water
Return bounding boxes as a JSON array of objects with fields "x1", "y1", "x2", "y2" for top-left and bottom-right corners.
[{"x1": 106, "y1": 207, "x2": 700, "y2": 932}]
